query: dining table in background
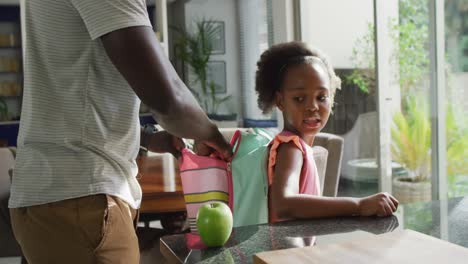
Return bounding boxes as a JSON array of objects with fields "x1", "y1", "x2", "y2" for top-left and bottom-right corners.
[{"x1": 137, "y1": 152, "x2": 187, "y2": 232}]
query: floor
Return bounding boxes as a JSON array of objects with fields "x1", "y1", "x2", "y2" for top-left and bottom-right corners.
[
  {"x1": 337, "y1": 178, "x2": 378, "y2": 198},
  {"x1": 138, "y1": 221, "x2": 169, "y2": 264},
  {"x1": 0, "y1": 220, "x2": 170, "y2": 264}
]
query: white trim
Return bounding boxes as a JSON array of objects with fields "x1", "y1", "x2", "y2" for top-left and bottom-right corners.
[
  {"x1": 293, "y1": 0, "x2": 301, "y2": 41},
  {"x1": 0, "y1": 120, "x2": 19, "y2": 125},
  {"x1": 272, "y1": 0, "x2": 297, "y2": 131},
  {"x1": 271, "y1": 0, "x2": 296, "y2": 44},
  {"x1": 0, "y1": 257, "x2": 21, "y2": 264},
  {"x1": 0, "y1": 0, "x2": 19, "y2": 5},
  {"x1": 439, "y1": 199, "x2": 449, "y2": 240},
  {"x1": 155, "y1": 0, "x2": 169, "y2": 57},
  {"x1": 19, "y1": 0, "x2": 25, "y2": 59},
  {"x1": 429, "y1": 0, "x2": 447, "y2": 200},
  {"x1": 374, "y1": 0, "x2": 393, "y2": 193}
]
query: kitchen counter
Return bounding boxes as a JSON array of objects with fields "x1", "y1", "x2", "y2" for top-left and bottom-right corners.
[{"x1": 160, "y1": 196, "x2": 468, "y2": 263}]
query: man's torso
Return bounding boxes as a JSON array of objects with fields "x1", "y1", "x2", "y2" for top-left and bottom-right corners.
[{"x1": 9, "y1": 0, "x2": 152, "y2": 209}]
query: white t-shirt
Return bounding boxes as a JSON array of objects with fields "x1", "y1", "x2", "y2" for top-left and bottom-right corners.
[{"x1": 9, "y1": 0, "x2": 152, "y2": 209}]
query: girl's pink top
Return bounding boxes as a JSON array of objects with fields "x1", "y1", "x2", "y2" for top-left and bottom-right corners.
[{"x1": 267, "y1": 130, "x2": 321, "y2": 223}]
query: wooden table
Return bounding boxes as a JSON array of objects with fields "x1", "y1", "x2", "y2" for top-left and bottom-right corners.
[
  {"x1": 136, "y1": 152, "x2": 187, "y2": 231},
  {"x1": 253, "y1": 229, "x2": 468, "y2": 264}
]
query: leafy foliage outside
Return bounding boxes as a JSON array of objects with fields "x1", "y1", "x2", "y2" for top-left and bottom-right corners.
[
  {"x1": 346, "y1": 0, "x2": 430, "y2": 95},
  {"x1": 391, "y1": 96, "x2": 431, "y2": 182},
  {"x1": 347, "y1": 0, "x2": 468, "y2": 195},
  {"x1": 346, "y1": 23, "x2": 375, "y2": 94}
]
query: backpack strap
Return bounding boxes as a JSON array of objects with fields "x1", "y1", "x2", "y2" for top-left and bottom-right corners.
[
  {"x1": 229, "y1": 130, "x2": 242, "y2": 161},
  {"x1": 253, "y1": 127, "x2": 274, "y2": 141}
]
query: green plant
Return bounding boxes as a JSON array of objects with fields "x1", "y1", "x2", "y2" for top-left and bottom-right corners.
[
  {"x1": 347, "y1": 0, "x2": 432, "y2": 184},
  {"x1": 346, "y1": 0, "x2": 430, "y2": 95},
  {"x1": 391, "y1": 95, "x2": 431, "y2": 182},
  {"x1": 446, "y1": 105, "x2": 468, "y2": 196},
  {"x1": 349, "y1": 0, "x2": 468, "y2": 190},
  {"x1": 208, "y1": 81, "x2": 231, "y2": 114},
  {"x1": 391, "y1": 94, "x2": 468, "y2": 183},
  {"x1": 346, "y1": 22, "x2": 375, "y2": 94},
  {"x1": 173, "y1": 19, "x2": 231, "y2": 114}
]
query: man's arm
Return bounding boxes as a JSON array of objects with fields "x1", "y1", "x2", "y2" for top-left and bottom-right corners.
[{"x1": 101, "y1": 26, "x2": 231, "y2": 157}]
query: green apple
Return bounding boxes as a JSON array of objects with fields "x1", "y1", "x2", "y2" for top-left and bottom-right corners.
[{"x1": 196, "y1": 202, "x2": 233, "y2": 247}]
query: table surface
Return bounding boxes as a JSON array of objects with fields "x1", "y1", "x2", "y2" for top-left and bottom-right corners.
[
  {"x1": 137, "y1": 155, "x2": 185, "y2": 214},
  {"x1": 160, "y1": 196, "x2": 468, "y2": 263}
]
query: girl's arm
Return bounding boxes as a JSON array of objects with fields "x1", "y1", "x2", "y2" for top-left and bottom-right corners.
[{"x1": 271, "y1": 143, "x2": 398, "y2": 219}]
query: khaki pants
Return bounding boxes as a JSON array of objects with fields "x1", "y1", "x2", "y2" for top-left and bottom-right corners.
[{"x1": 10, "y1": 195, "x2": 139, "y2": 264}]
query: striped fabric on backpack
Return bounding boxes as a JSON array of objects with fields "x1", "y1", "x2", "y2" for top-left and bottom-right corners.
[
  {"x1": 179, "y1": 148, "x2": 233, "y2": 235},
  {"x1": 179, "y1": 128, "x2": 273, "y2": 235}
]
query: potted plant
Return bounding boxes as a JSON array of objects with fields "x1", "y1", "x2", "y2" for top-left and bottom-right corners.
[
  {"x1": 391, "y1": 94, "x2": 468, "y2": 202},
  {"x1": 173, "y1": 19, "x2": 237, "y2": 124},
  {"x1": 391, "y1": 94, "x2": 432, "y2": 203}
]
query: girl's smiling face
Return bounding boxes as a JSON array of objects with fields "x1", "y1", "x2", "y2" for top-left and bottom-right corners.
[{"x1": 276, "y1": 61, "x2": 331, "y2": 144}]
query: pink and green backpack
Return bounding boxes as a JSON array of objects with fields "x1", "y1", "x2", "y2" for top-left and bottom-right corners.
[{"x1": 179, "y1": 128, "x2": 273, "y2": 234}]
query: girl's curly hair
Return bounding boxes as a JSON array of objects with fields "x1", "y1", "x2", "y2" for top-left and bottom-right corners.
[{"x1": 255, "y1": 41, "x2": 341, "y2": 114}]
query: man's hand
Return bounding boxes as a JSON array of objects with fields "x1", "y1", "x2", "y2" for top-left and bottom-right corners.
[
  {"x1": 194, "y1": 129, "x2": 232, "y2": 160},
  {"x1": 146, "y1": 131, "x2": 185, "y2": 158},
  {"x1": 358, "y1": 192, "x2": 399, "y2": 217}
]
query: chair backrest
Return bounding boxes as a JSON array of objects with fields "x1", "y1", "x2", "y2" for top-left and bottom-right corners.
[
  {"x1": 340, "y1": 111, "x2": 377, "y2": 181},
  {"x1": 313, "y1": 133, "x2": 344, "y2": 197}
]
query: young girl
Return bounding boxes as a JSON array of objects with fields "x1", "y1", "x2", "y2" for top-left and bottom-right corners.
[{"x1": 255, "y1": 42, "x2": 398, "y2": 223}]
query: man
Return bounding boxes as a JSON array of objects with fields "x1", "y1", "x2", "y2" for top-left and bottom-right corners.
[{"x1": 9, "y1": 0, "x2": 232, "y2": 263}]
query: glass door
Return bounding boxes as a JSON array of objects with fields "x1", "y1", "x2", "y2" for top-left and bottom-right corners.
[
  {"x1": 299, "y1": 0, "x2": 382, "y2": 197},
  {"x1": 443, "y1": 0, "x2": 468, "y2": 198}
]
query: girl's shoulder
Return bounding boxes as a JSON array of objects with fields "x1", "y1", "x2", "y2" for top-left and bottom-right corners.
[
  {"x1": 268, "y1": 131, "x2": 305, "y2": 184},
  {"x1": 271, "y1": 131, "x2": 305, "y2": 154}
]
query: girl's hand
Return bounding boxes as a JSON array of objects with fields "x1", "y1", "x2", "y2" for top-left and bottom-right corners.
[{"x1": 358, "y1": 192, "x2": 399, "y2": 217}]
